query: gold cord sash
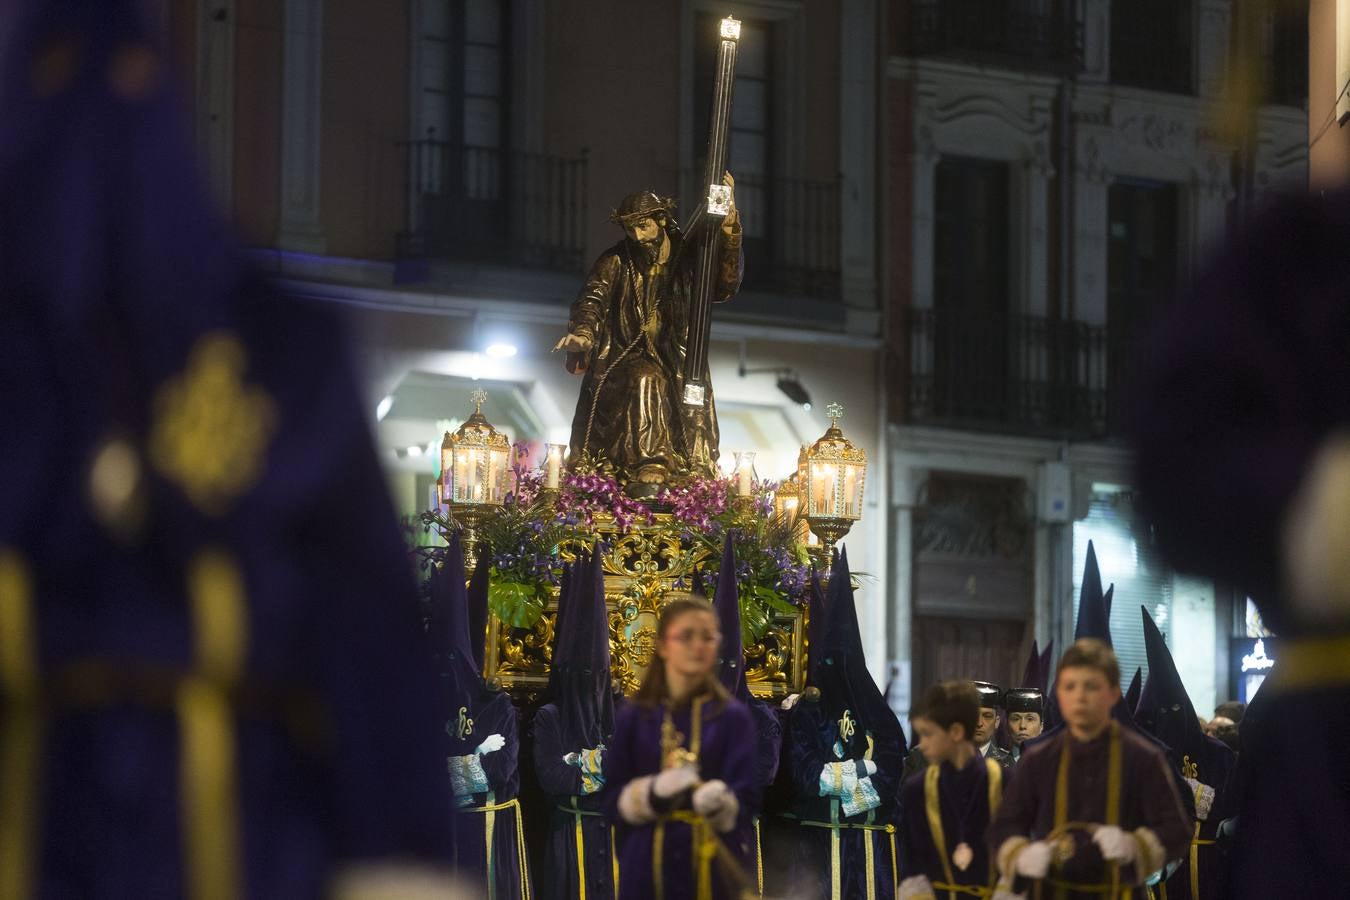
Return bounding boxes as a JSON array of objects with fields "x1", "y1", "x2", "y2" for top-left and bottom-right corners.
[
  {"x1": 180, "y1": 549, "x2": 248, "y2": 900},
  {"x1": 460, "y1": 793, "x2": 531, "y2": 900},
  {"x1": 0, "y1": 547, "x2": 266, "y2": 900},
  {"x1": 0, "y1": 550, "x2": 41, "y2": 900},
  {"x1": 923, "y1": 758, "x2": 1002, "y2": 900},
  {"x1": 1048, "y1": 722, "x2": 1123, "y2": 899}
]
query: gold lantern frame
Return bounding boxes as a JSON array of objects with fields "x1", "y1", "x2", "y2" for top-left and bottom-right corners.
[
  {"x1": 440, "y1": 389, "x2": 511, "y2": 566},
  {"x1": 803, "y1": 402, "x2": 867, "y2": 562}
]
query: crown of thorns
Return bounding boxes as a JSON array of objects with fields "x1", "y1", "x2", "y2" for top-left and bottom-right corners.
[{"x1": 609, "y1": 191, "x2": 677, "y2": 226}]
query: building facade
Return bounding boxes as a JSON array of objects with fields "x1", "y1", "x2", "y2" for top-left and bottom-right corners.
[
  {"x1": 881, "y1": 0, "x2": 1308, "y2": 715},
  {"x1": 149, "y1": 0, "x2": 1309, "y2": 708},
  {"x1": 157, "y1": 0, "x2": 894, "y2": 676}
]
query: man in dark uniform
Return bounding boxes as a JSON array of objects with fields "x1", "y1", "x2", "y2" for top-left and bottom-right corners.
[
  {"x1": 1005, "y1": 688, "x2": 1044, "y2": 763},
  {"x1": 972, "y1": 681, "x2": 1014, "y2": 770}
]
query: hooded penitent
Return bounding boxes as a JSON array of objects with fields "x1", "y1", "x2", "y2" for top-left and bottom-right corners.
[
  {"x1": 0, "y1": 0, "x2": 454, "y2": 891},
  {"x1": 433, "y1": 531, "x2": 489, "y2": 755},
  {"x1": 1074, "y1": 541, "x2": 1113, "y2": 644},
  {"x1": 551, "y1": 546, "x2": 614, "y2": 752},
  {"x1": 1125, "y1": 667, "x2": 1143, "y2": 720},
  {"x1": 787, "y1": 547, "x2": 906, "y2": 899},
  {"x1": 806, "y1": 561, "x2": 829, "y2": 687},
  {"x1": 714, "y1": 533, "x2": 748, "y2": 695},
  {"x1": 817, "y1": 548, "x2": 907, "y2": 764},
  {"x1": 468, "y1": 549, "x2": 491, "y2": 670},
  {"x1": 1139, "y1": 607, "x2": 1237, "y2": 900},
  {"x1": 1130, "y1": 186, "x2": 1350, "y2": 900}
]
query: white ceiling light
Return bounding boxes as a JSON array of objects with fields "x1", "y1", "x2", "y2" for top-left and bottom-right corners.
[
  {"x1": 376, "y1": 395, "x2": 394, "y2": 421},
  {"x1": 485, "y1": 343, "x2": 518, "y2": 359}
]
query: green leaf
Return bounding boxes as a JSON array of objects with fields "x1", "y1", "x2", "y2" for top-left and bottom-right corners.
[
  {"x1": 488, "y1": 578, "x2": 545, "y2": 628},
  {"x1": 753, "y1": 585, "x2": 798, "y2": 616},
  {"x1": 739, "y1": 599, "x2": 770, "y2": 645}
]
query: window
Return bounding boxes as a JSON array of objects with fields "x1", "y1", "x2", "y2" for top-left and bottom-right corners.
[
  {"x1": 930, "y1": 157, "x2": 1011, "y2": 421},
  {"x1": 417, "y1": 1, "x2": 509, "y2": 151},
  {"x1": 1111, "y1": 0, "x2": 1191, "y2": 93},
  {"x1": 1106, "y1": 180, "x2": 1177, "y2": 427}
]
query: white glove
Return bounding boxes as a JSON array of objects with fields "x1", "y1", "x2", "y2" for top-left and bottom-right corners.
[
  {"x1": 780, "y1": 693, "x2": 802, "y2": 710},
  {"x1": 692, "y1": 779, "x2": 739, "y2": 832},
  {"x1": 653, "y1": 763, "x2": 700, "y2": 799},
  {"x1": 563, "y1": 751, "x2": 580, "y2": 766},
  {"x1": 1092, "y1": 825, "x2": 1136, "y2": 864},
  {"x1": 475, "y1": 733, "x2": 505, "y2": 755},
  {"x1": 692, "y1": 779, "x2": 731, "y2": 816},
  {"x1": 1014, "y1": 841, "x2": 1053, "y2": 879},
  {"x1": 897, "y1": 874, "x2": 935, "y2": 900}
]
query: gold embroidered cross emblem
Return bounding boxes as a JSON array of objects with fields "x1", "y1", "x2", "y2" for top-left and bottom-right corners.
[
  {"x1": 149, "y1": 332, "x2": 276, "y2": 516},
  {"x1": 1182, "y1": 754, "x2": 1198, "y2": 780}
]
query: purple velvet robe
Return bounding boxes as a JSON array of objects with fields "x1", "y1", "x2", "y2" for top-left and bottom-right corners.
[
  {"x1": 532, "y1": 703, "x2": 615, "y2": 900},
  {"x1": 899, "y1": 756, "x2": 1003, "y2": 897},
  {"x1": 987, "y1": 724, "x2": 1190, "y2": 899},
  {"x1": 787, "y1": 698, "x2": 903, "y2": 900},
  {"x1": 449, "y1": 690, "x2": 532, "y2": 898},
  {"x1": 605, "y1": 695, "x2": 760, "y2": 900}
]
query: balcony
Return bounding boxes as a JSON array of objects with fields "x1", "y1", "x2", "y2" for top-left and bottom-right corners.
[
  {"x1": 903, "y1": 0, "x2": 1082, "y2": 74},
  {"x1": 1111, "y1": 0, "x2": 1192, "y2": 94},
  {"x1": 396, "y1": 137, "x2": 588, "y2": 274},
  {"x1": 904, "y1": 308, "x2": 1110, "y2": 439},
  {"x1": 680, "y1": 171, "x2": 841, "y2": 301}
]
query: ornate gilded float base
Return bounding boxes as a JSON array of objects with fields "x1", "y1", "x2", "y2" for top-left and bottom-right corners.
[{"x1": 481, "y1": 512, "x2": 805, "y2": 703}]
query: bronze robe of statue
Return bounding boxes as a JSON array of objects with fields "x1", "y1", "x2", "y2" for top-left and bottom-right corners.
[{"x1": 565, "y1": 221, "x2": 742, "y2": 483}]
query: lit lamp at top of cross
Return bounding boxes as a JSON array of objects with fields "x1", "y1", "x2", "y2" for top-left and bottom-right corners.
[
  {"x1": 803, "y1": 402, "x2": 866, "y2": 563},
  {"x1": 439, "y1": 389, "x2": 510, "y2": 563}
]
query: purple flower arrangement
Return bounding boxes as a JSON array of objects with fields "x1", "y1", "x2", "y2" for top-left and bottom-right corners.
[{"x1": 411, "y1": 455, "x2": 815, "y2": 641}]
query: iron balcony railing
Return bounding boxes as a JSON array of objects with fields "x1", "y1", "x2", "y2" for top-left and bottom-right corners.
[
  {"x1": 679, "y1": 170, "x2": 841, "y2": 300},
  {"x1": 904, "y1": 308, "x2": 1112, "y2": 439},
  {"x1": 396, "y1": 135, "x2": 588, "y2": 273},
  {"x1": 905, "y1": 0, "x2": 1082, "y2": 73}
]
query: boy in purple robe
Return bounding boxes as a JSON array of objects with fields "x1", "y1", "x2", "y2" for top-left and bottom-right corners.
[
  {"x1": 900, "y1": 680, "x2": 1006, "y2": 900},
  {"x1": 532, "y1": 548, "x2": 616, "y2": 900},
  {"x1": 788, "y1": 547, "x2": 907, "y2": 899},
  {"x1": 988, "y1": 640, "x2": 1190, "y2": 899},
  {"x1": 608, "y1": 595, "x2": 760, "y2": 900},
  {"x1": 0, "y1": 1, "x2": 459, "y2": 895},
  {"x1": 435, "y1": 534, "x2": 533, "y2": 896}
]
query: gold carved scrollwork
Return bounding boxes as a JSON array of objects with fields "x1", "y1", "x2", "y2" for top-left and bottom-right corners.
[{"x1": 482, "y1": 512, "x2": 807, "y2": 700}]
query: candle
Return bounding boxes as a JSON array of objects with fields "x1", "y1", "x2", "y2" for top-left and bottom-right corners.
[
  {"x1": 545, "y1": 443, "x2": 565, "y2": 489},
  {"x1": 735, "y1": 451, "x2": 756, "y2": 497}
]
